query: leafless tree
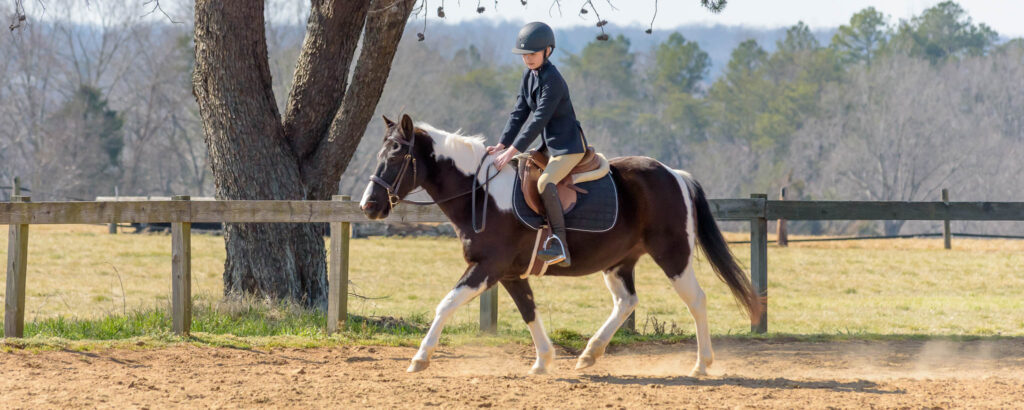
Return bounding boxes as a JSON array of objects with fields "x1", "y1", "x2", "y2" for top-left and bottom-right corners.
[{"x1": 792, "y1": 55, "x2": 1002, "y2": 235}]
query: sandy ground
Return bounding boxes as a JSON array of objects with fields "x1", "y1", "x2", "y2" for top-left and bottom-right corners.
[{"x1": 2, "y1": 339, "x2": 1023, "y2": 409}]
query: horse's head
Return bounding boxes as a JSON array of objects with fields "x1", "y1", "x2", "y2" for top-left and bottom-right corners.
[{"x1": 360, "y1": 113, "x2": 426, "y2": 220}]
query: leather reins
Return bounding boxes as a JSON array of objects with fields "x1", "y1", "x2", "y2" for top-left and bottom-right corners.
[{"x1": 368, "y1": 132, "x2": 502, "y2": 233}]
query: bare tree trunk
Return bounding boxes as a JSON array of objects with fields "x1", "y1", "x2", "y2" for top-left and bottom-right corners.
[
  {"x1": 191, "y1": 0, "x2": 413, "y2": 307},
  {"x1": 883, "y1": 220, "x2": 904, "y2": 236},
  {"x1": 192, "y1": 1, "x2": 325, "y2": 306}
]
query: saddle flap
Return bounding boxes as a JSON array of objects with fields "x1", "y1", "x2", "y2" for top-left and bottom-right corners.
[
  {"x1": 512, "y1": 165, "x2": 619, "y2": 233},
  {"x1": 519, "y1": 147, "x2": 610, "y2": 217},
  {"x1": 520, "y1": 164, "x2": 577, "y2": 215}
]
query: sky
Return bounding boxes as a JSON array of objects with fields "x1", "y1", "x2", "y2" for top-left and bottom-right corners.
[
  {"x1": 15, "y1": 0, "x2": 1024, "y2": 38},
  {"x1": 421, "y1": 0, "x2": 1024, "y2": 37}
]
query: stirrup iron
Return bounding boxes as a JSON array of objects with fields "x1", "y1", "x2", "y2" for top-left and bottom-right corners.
[{"x1": 537, "y1": 229, "x2": 567, "y2": 266}]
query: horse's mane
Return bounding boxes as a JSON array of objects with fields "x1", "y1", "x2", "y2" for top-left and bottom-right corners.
[
  {"x1": 412, "y1": 121, "x2": 516, "y2": 211},
  {"x1": 415, "y1": 122, "x2": 491, "y2": 176}
]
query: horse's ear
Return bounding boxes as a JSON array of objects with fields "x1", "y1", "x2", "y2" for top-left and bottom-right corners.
[
  {"x1": 400, "y1": 114, "x2": 414, "y2": 141},
  {"x1": 382, "y1": 115, "x2": 395, "y2": 128}
]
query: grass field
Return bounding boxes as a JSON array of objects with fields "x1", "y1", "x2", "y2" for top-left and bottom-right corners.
[{"x1": 1, "y1": 224, "x2": 1022, "y2": 345}]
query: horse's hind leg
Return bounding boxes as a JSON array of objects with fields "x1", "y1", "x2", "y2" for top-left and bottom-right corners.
[
  {"x1": 576, "y1": 258, "x2": 639, "y2": 370},
  {"x1": 408, "y1": 264, "x2": 492, "y2": 372},
  {"x1": 671, "y1": 265, "x2": 713, "y2": 377},
  {"x1": 649, "y1": 237, "x2": 714, "y2": 377},
  {"x1": 501, "y1": 278, "x2": 555, "y2": 374}
]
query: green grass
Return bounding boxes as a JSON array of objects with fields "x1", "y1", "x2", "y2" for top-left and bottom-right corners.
[
  {"x1": 1, "y1": 225, "x2": 1023, "y2": 348},
  {"x1": 2, "y1": 299, "x2": 1016, "y2": 353}
]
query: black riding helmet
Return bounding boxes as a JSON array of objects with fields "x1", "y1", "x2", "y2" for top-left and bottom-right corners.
[{"x1": 512, "y1": 21, "x2": 555, "y2": 58}]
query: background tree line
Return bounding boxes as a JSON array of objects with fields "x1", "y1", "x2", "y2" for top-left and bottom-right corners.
[{"x1": 2, "y1": 1, "x2": 1021, "y2": 235}]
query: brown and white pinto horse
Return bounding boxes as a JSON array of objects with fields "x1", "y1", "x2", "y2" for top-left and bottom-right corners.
[{"x1": 360, "y1": 114, "x2": 760, "y2": 376}]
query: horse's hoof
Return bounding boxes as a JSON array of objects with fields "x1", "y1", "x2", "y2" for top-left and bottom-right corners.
[
  {"x1": 529, "y1": 365, "x2": 548, "y2": 375},
  {"x1": 688, "y1": 366, "x2": 707, "y2": 377},
  {"x1": 575, "y1": 355, "x2": 597, "y2": 370},
  {"x1": 407, "y1": 359, "x2": 430, "y2": 373}
]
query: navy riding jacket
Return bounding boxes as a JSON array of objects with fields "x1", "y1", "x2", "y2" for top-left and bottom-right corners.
[{"x1": 500, "y1": 60, "x2": 588, "y2": 156}]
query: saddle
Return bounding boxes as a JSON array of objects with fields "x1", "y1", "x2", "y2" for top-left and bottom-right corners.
[{"x1": 517, "y1": 146, "x2": 610, "y2": 216}]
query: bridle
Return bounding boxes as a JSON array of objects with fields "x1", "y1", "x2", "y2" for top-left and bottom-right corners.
[
  {"x1": 368, "y1": 129, "x2": 502, "y2": 233},
  {"x1": 369, "y1": 132, "x2": 417, "y2": 210}
]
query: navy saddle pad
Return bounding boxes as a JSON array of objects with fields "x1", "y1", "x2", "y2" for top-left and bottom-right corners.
[{"x1": 511, "y1": 171, "x2": 619, "y2": 232}]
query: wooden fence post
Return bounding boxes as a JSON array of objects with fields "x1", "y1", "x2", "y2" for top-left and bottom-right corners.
[
  {"x1": 942, "y1": 188, "x2": 951, "y2": 250},
  {"x1": 479, "y1": 287, "x2": 498, "y2": 333},
  {"x1": 108, "y1": 187, "x2": 118, "y2": 234},
  {"x1": 171, "y1": 195, "x2": 192, "y2": 336},
  {"x1": 327, "y1": 195, "x2": 351, "y2": 334},
  {"x1": 777, "y1": 187, "x2": 788, "y2": 247},
  {"x1": 12, "y1": 177, "x2": 20, "y2": 196},
  {"x1": 4, "y1": 195, "x2": 30, "y2": 338},
  {"x1": 750, "y1": 193, "x2": 768, "y2": 334},
  {"x1": 623, "y1": 311, "x2": 636, "y2": 334}
]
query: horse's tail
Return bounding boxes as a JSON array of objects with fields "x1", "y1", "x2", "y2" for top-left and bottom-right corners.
[{"x1": 683, "y1": 174, "x2": 762, "y2": 324}]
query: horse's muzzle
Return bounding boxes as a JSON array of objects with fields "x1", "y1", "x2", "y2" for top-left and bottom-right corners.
[{"x1": 361, "y1": 200, "x2": 390, "y2": 220}]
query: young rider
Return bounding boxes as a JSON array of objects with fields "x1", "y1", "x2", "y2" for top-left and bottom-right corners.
[{"x1": 488, "y1": 21, "x2": 588, "y2": 267}]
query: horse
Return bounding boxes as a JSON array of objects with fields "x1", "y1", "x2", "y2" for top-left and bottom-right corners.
[{"x1": 360, "y1": 114, "x2": 760, "y2": 376}]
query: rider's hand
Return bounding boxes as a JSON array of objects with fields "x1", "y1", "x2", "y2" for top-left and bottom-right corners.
[
  {"x1": 494, "y1": 146, "x2": 520, "y2": 170},
  {"x1": 486, "y1": 143, "x2": 506, "y2": 155}
]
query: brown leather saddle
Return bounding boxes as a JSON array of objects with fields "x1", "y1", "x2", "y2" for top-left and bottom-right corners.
[{"x1": 517, "y1": 146, "x2": 610, "y2": 216}]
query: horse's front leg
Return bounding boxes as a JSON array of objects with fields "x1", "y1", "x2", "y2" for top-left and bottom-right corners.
[
  {"x1": 501, "y1": 278, "x2": 555, "y2": 374},
  {"x1": 408, "y1": 263, "x2": 494, "y2": 372}
]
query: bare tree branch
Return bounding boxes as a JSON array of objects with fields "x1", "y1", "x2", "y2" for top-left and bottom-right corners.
[
  {"x1": 646, "y1": 0, "x2": 656, "y2": 34},
  {"x1": 701, "y1": 0, "x2": 726, "y2": 13},
  {"x1": 8, "y1": 0, "x2": 27, "y2": 31},
  {"x1": 580, "y1": 0, "x2": 608, "y2": 40},
  {"x1": 548, "y1": 0, "x2": 561, "y2": 18},
  {"x1": 282, "y1": 0, "x2": 370, "y2": 162},
  {"x1": 302, "y1": 0, "x2": 416, "y2": 199},
  {"x1": 141, "y1": 0, "x2": 182, "y2": 24}
]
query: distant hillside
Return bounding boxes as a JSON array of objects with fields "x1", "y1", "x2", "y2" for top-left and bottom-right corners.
[{"x1": 407, "y1": 20, "x2": 836, "y2": 79}]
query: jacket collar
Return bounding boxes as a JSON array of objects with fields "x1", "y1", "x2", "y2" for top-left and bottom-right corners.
[
  {"x1": 529, "y1": 60, "x2": 551, "y2": 96},
  {"x1": 530, "y1": 59, "x2": 553, "y2": 77}
]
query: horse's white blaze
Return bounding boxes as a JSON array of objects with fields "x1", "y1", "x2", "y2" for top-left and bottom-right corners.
[
  {"x1": 526, "y1": 318, "x2": 555, "y2": 373},
  {"x1": 359, "y1": 181, "x2": 374, "y2": 208},
  {"x1": 581, "y1": 271, "x2": 638, "y2": 358},
  {"x1": 672, "y1": 265, "x2": 714, "y2": 375},
  {"x1": 415, "y1": 122, "x2": 515, "y2": 212},
  {"x1": 412, "y1": 282, "x2": 488, "y2": 363}
]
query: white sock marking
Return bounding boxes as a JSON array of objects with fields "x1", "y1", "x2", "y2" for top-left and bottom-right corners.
[
  {"x1": 583, "y1": 271, "x2": 638, "y2": 356},
  {"x1": 671, "y1": 265, "x2": 714, "y2": 372},
  {"x1": 413, "y1": 282, "x2": 488, "y2": 362},
  {"x1": 526, "y1": 317, "x2": 555, "y2": 372}
]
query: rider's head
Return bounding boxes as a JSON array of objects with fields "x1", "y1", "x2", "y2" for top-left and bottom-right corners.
[{"x1": 512, "y1": 21, "x2": 555, "y2": 70}]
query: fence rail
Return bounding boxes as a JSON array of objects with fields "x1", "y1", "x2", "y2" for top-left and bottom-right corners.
[
  {"x1": 5, "y1": 198, "x2": 1023, "y2": 224},
  {"x1": 4, "y1": 195, "x2": 1024, "y2": 338}
]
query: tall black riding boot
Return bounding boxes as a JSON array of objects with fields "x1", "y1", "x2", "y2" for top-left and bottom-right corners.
[{"x1": 538, "y1": 183, "x2": 571, "y2": 267}]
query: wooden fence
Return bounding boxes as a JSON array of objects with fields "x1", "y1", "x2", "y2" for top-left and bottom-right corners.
[{"x1": 4, "y1": 195, "x2": 1024, "y2": 337}]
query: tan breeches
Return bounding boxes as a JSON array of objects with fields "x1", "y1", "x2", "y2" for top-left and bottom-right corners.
[{"x1": 537, "y1": 152, "x2": 586, "y2": 191}]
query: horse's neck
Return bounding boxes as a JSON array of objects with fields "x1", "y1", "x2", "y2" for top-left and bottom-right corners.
[{"x1": 420, "y1": 157, "x2": 477, "y2": 227}]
